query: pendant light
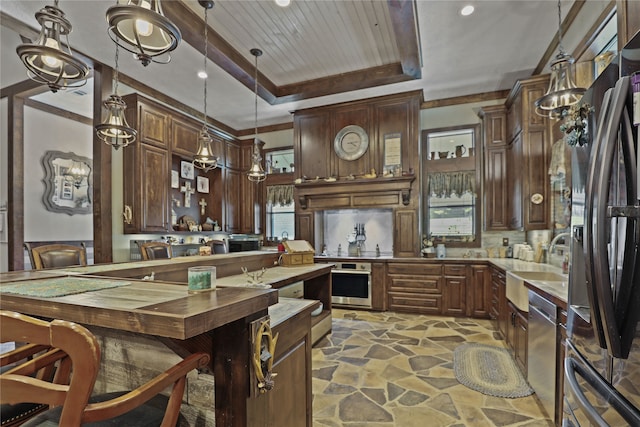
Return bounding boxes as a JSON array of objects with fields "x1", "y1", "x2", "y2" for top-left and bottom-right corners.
[
  {"x1": 64, "y1": 160, "x2": 90, "y2": 189},
  {"x1": 106, "y1": 0, "x2": 181, "y2": 67},
  {"x1": 193, "y1": 0, "x2": 219, "y2": 172},
  {"x1": 247, "y1": 48, "x2": 266, "y2": 183},
  {"x1": 16, "y1": 0, "x2": 89, "y2": 93},
  {"x1": 534, "y1": 0, "x2": 586, "y2": 119},
  {"x1": 95, "y1": 40, "x2": 138, "y2": 150}
]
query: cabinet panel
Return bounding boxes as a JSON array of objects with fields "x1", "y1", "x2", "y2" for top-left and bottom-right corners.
[
  {"x1": 171, "y1": 116, "x2": 200, "y2": 157},
  {"x1": 514, "y1": 309, "x2": 528, "y2": 373},
  {"x1": 294, "y1": 113, "x2": 330, "y2": 179},
  {"x1": 491, "y1": 266, "x2": 507, "y2": 337},
  {"x1": 394, "y1": 210, "x2": 417, "y2": 257},
  {"x1": 470, "y1": 265, "x2": 491, "y2": 318},
  {"x1": 443, "y1": 277, "x2": 466, "y2": 316},
  {"x1": 388, "y1": 276, "x2": 442, "y2": 294},
  {"x1": 371, "y1": 262, "x2": 387, "y2": 311},
  {"x1": 226, "y1": 141, "x2": 242, "y2": 169},
  {"x1": 139, "y1": 102, "x2": 169, "y2": 148},
  {"x1": 388, "y1": 292, "x2": 441, "y2": 314},
  {"x1": 388, "y1": 263, "x2": 442, "y2": 276},
  {"x1": 139, "y1": 144, "x2": 169, "y2": 232},
  {"x1": 224, "y1": 168, "x2": 242, "y2": 233},
  {"x1": 508, "y1": 132, "x2": 523, "y2": 230},
  {"x1": 485, "y1": 147, "x2": 509, "y2": 230},
  {"x1": 523, "y1": 129, "x2": 550, "y2": 229},
  {"x1": 295, "y1": 213, "x2": 314, "y2": 246}
]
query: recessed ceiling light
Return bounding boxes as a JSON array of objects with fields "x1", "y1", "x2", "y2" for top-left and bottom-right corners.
[
  {"x1": 197, "y1": 70, "x2": 207, "y2": 79},
  {"x1": 275, "y1": 0, "x2": 291, "y2": 7},
  {"x1": 460, "y1": 5, "x2": 475, "y2": 16}
]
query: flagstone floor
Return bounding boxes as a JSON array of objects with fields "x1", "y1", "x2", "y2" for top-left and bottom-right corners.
[{"x1": 312, "y1": 309, "x2": 554, "y2": 427}]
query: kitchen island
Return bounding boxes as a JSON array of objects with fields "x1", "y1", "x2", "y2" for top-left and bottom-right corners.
[{"x1": 0, "y1": 255, "x2": 332, "y2": 427}]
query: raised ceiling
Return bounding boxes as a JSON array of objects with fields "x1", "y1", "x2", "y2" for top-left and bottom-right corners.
[{"x1": 0, "y1": 0, "x2": 602, "y2": 134}]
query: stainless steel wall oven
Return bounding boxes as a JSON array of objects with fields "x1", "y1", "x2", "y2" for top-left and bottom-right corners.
[{"x1": 331, "y1": 262, "x2": 371, "y2": 308}]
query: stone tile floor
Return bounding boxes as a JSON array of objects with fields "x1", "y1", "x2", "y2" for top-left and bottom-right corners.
[{"x1": 312, "y1": 309, "x2": 553, "y2": 426}]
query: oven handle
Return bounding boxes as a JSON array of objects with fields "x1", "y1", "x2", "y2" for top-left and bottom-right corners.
[{"x1": 332, "y1": 269, "x2": 371, "y2": 275}]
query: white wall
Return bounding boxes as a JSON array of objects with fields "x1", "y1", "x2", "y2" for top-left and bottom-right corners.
[{"x1": 23, "y1": 106, "x2": 93, "y2": 242}]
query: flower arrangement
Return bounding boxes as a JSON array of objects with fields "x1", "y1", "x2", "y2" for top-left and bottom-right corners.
[{"x1": 559, "y1": 103, "x2": 593, "y2": 147}]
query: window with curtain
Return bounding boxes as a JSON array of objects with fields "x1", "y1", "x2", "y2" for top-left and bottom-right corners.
[
  {"x1": 422, "y1": 125, "x2": 481, "y2": 247},
  {"x1": 266, "y1": 185, "x2": 295, "y2": 240}
]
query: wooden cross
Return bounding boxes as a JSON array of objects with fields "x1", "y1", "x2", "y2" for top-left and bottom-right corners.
[
  {"x1": 199, "y1": 198, "x2": 207, "y2": 216},
  {"x1": 180, "y1": 181, "x2": 195, "y2": 208}
]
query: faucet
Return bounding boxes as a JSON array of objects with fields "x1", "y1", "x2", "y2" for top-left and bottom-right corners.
[{"x1": 549, "y1": 232, "x2": 571, "y2": 255}]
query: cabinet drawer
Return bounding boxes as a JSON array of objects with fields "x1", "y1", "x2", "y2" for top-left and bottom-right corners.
[
  {"x1": 388, "y1": 276, "x2": 442, "y2": 294},
  {"x1": 444, "y1": 264, "x2": 466, "y2": 276},
  {"x1": 388, "y1": 263, "x2": 442, "y2": 276},
  {"x1": 388, "y1": 292, "x2": 441, "y2": 314}
]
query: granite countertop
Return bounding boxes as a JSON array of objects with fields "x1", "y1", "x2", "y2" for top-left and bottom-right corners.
[{"x1": 489, "y1": 258, "x2": 568, "y2": 309}]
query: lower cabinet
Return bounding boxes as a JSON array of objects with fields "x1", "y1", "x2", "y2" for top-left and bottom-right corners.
[
  {"x1": 506, "y1": 301, "x2": 528, "y2": 373},
  {"x1": 469, "y1": 264, "x2": 491, "y2": 318},
  {"x1": 490, "y1": 266, "x2": 507, "y2": 337},
  {"x1": 443, "y1": 264, "x2": 466, "y2": 316},
  {"x1": 387, "y1": 263, "x2": 443, "y2": 314}
]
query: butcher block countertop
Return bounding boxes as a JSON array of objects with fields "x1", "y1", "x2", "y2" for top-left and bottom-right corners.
[{"x1": 0, "y1": 274, "x2": 277, "y2": 340}]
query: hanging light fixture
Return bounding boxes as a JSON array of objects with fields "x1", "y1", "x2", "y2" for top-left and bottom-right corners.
[
  {"x1": 106, "y1": 0, "x2": 181, "y2": 67},
  {"x1": 193, "y1": 0, "x2": 219, "y2": 172},
  {"x1": 64, "y1": 160, "x2": 90, "y2": 189},
  {"x1": 534, "y1": 0, "x2": 586, "y2": 119},
  {"x1": 16, "y1": 0, "x2": 89, "y2": 93},
  {"x1": 95, "y1": 40, "x2": 137, "y2": 150},
  {"x1": 247, "y1": 48, "x2": 266, "y2": 183}
]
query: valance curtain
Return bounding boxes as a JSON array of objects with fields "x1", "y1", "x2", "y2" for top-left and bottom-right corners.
[
  {"x1": 266, "y1": 185, "x2": 294, "y2": 206},
  {"x1": 427, "y1": 171, "x2": 476, "y2": 198}
]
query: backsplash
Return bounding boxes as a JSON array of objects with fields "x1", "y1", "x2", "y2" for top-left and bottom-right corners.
[{"x1": 318, "y1": 209, "x2": 394, "y2": 257}]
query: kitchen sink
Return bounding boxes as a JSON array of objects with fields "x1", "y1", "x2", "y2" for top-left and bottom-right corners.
[{"x1": 505, "y1": 270, "x2": 567, "y2": 312}]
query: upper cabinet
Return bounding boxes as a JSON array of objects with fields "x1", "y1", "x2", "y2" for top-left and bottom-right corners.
[
  {"x1": 121, "y1": 93, "x2": 254, "y2": 235},
  {"x1": 480, "y1": 75, "x2": 554, "y2": 231}
]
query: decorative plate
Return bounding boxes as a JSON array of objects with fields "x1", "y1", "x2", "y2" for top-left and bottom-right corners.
[{"x1": 334, "y1": 125, "x2": 369, "y2": 161}]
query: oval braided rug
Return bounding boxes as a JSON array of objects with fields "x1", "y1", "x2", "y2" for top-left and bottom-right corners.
[{"x1": 453, "y1": 343, "x2": 533, "y2": 398}]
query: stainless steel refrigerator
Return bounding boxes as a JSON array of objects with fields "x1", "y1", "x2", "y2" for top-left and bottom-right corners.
[{"x1": 564, "y1": 32, "x2": 640, "y2": 426}]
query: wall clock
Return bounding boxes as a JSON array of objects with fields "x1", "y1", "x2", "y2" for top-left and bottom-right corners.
[{"x1": 334, "y1": 125, "x2": 369, "y2": 161}]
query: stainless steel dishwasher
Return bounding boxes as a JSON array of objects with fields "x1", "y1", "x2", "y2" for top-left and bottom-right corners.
[{"x1": 527, "y1": 290, "x2": 557, "y2": 420}]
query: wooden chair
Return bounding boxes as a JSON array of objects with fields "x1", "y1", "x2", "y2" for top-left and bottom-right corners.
[
  {"x1": 0, "y1": 311, "x2": 209, "y2": 427},
  {"x1": 0, "y1": 343, "x2": 67, "y2": 427},
  {"x1": 138, "y1": 242, "x2": 173, "y2": 261},
  {"x1": 24, "y1": 243, "x2": 87, "y2": 270},
  {"x1": 208, "y1": 240, "x2": 228, "y2": 254}
]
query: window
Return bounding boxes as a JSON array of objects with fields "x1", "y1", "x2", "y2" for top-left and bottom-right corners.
[
  {"x1": 422, "y1": 125, "x2": 481, "y2": 247},
  {"x1": 265, "y1": 184, "x2": 295, "y2": 240}
]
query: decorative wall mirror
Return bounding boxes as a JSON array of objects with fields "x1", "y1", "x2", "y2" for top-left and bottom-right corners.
[{"x1": 41, "y1": 150, "x2": 92, "y2": 215}]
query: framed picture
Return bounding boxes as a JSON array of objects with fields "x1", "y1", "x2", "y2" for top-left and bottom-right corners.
[
  {"x1": 383, "y1": 133, "x2": 402, "y2": 173},
  {"x1": 197, "y1": 176, "x2": 209, "y2": 193},
  {"x1": 171, "y1": 170, "x2": 179, "y2": 189},
  {"x1": 180, "y1": 161, "x2": 194, "y2": 180}
]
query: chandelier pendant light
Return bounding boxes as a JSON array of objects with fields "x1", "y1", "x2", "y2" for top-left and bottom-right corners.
[
  {"x1": 95, "y1": 39, "x2": 137, "y2": 150},
  {"x1": 106, "y1": 0, "x2": 181, "y2": 67},
  {"x1": 16, "y1": 0, "x2": 89, "y2": 93},
  {"x1": 193, "y1": 0, "x2": 219, "y2": 172},
  {"x1": 247, "y1": 48, "x2": 266, "y2": 183},
  {"x1": 64, "y1": 160, "x2": 90, "y2": 189},
  {"x1": 534, "y1": 0, "x2": 586, "y2": 119}
]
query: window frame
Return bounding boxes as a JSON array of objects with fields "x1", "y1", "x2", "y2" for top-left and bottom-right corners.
[{"x1": 421, "y1": 124, "x2": 482, "y2": 248}]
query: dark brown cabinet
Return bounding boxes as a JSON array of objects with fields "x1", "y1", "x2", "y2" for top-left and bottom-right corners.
[
  {"x1": 394, "y1": 210, "x2": 417, "y2": 257},
  {"x1": 505, "y1": 75, "x2": 552, "y2": 230},
  {"x1": 490, "y1": 266, "x2": 507, "y2": 337},
  {"x1": 469, "y1": 264, "x2": 491, "y2": 318},
  {"x1": 443, "y1": 264, "x2": 466, "y2": 316},
  {"x1": 479, "y1": 105, "x2": 509, "y2": 231},
  {"x1": 506, "y1": 301, "x2": 528, "y2": 373},
  {"x1": 387, "y1": 263, "x2": 443, "y2": 314}
]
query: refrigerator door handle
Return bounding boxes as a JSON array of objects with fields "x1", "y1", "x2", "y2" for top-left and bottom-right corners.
[
  {"x1": 584, "y1": 88, "x2": 614, "y2": 350},
  {"x1": 589, "y1": 77, "x2": 631, "y2": 358},
  {"x1": 565, "y1": 356, "x2": 640, "y2": 426}
]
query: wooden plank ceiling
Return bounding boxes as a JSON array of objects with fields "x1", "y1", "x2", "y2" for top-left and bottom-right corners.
[{"x1": 169, "y1": 0, "x2": 420, "y2": 104}]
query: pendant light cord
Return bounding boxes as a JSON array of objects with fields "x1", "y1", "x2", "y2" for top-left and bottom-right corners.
[
  {"x1": 254, "y1": 53, "x2": 258, "y2": 142},
  {"x1": 114, "y1": 38, "x2": 119, "y2": 95},
  {"x1": 556, "y1": 0, "x2": 565, "y2": 55},
  {"x1": 203, "y1": 7, "x2": 208, "y2": 126}
]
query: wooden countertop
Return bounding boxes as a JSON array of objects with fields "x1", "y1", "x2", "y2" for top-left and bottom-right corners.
[{"x1": 0, "y1": 275, "x2": 277, "y2": 340}]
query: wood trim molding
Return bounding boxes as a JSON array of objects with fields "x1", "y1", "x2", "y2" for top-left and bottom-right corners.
[
  {"x1": 572, "y1": 1, "x2": 616, "y2": 61},
  {"x1": 421, "y1": 90, "x2": 510, "y2": 109},
  {"x1": 23, "y1": 98, "x2": 92, "y2": 125},
  {"x1": 236, "y1": 122, "x2": 294, "y2": 138}
]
